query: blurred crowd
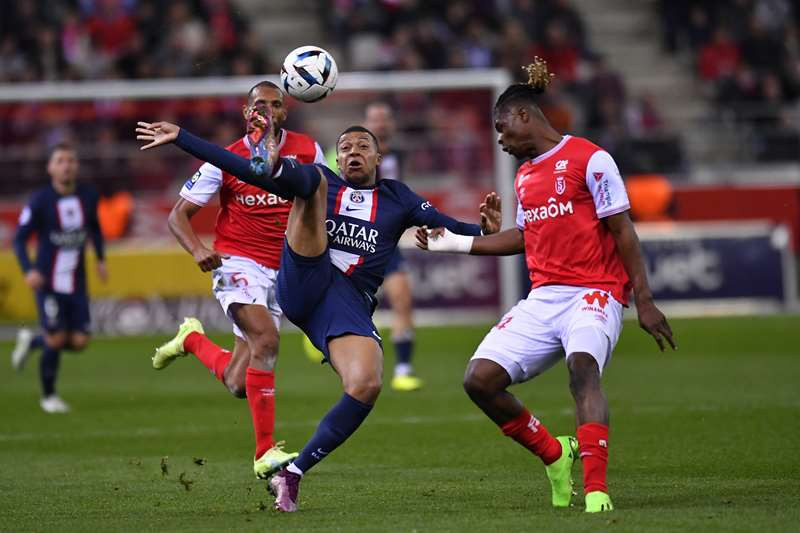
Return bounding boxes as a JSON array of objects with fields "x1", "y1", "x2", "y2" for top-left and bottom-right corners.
[
  {"x1": 323, "y1": 0, "x2": 678, "y2": 173},
  {"x1": 0, "y1": 0, "x2": 271, "y2": 81},
  {"x1": 658, "y1": 0, "x2": 800, "y2": 161}
]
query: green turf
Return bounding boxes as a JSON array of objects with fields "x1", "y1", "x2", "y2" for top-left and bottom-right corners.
[{"x1": 1, "y1": 316, "x2": 798, "y2": 532}]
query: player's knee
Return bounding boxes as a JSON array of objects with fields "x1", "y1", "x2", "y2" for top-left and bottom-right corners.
[
  {"x1": 463, "y1": 371, "x2": 492, "y2": 401},
  {"x1": 45, "y1": 332, "x2": 67, "y2": 350},
  {"x1": 247, "y1": 332, "x2": 279, "y2": 367},
  {"x1": 567, "y1": 352, "x2": 600, "y2": 398},
  {"x1": 345, "y1": 377, "x2": 382, "y2": 405},
  {"x1": 68, "y1": 334, "x2": 90, "y2": 351}
]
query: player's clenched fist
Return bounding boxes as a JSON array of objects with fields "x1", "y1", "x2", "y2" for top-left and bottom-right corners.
[{"x1": 192, "y1": 246, "x2": 230, "y2": 272}]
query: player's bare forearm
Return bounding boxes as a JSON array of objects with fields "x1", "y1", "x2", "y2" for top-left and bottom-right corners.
[
  {"x1": 167, "y1": 198, "x2": 227, "y2": 272},
  {"x1": 606, "y1": 211, "x2": 676, "y2": 350},
  {"x1": 470, "y1": 229, "x2": 525, "y2": 256},
  {"x1": 167, "y1": 199, "x2": 204, "y2": 255},
  {"x1": 604, "y1": 212, "x2": 652, "y2": 303}
]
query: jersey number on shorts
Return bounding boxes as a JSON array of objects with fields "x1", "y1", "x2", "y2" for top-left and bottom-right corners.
[{"x1": 231, "y1": 273, "x2": 249, "y2": 287}]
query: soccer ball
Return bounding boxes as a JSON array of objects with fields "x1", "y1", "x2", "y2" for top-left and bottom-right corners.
[{"x1": 281, "y1": 46, "x2": 338, "y2": 103}]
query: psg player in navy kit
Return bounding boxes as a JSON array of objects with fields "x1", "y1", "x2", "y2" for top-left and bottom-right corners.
[
  {"x1": 11, "y1": 143, "x2": 107, "y2": 413},
  {"x1": 136, "y1": 115, "x2": 501, "y2": 512}
]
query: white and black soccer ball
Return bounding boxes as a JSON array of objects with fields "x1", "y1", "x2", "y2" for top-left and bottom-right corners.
[{"x1": 280, "y1": 46, "x2": 338, "y2": 103}]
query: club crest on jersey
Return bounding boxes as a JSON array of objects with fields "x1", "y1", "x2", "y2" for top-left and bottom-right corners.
[
  {"x1": 350, "y1": 191, "x2": 364, "y2": 203},
  {"x1": 555, "y1": 176, "x2": 566, "y2": 195}
]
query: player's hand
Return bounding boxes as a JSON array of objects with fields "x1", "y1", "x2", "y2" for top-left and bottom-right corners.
[
  {"x1": 636, "y1": 297, "x2": 676, "y2": 351},
  {"x1": 136, "y1": 121, "x2": 180, "y2": 150},
  {"x1": 25, "y1": 269, "x2": 44, "y2": 290},
  {"x1": 247, "y1": 108, "x2": 280, "y2": 174},
  {"x1": 192, "y1": 247, "x2": 230, "y2": 272},
  {"x1": 479, "y1": 192, "x2": 502, "y2": 235},
  {"x1": 415, "y1": 226, "x2": 444, "y2": 250},
  {"x1": 96, "y1": 261, "x2": 109, "y2": 283}
]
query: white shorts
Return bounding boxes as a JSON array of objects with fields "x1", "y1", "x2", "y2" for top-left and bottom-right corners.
[
  {"x1": 212, "y1": 255, "x2": 282, "y2": 338},
  {"x1": 472, "y1": 285, "x2": 623, "y2": 384}
]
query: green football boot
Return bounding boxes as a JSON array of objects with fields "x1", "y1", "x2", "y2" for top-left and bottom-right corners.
[
  {"x1": 585, "y1": 491, "x2": 614, "y2": 512},
  {"x1": 152, "y1": 317, "x2": 204, "y2": 370},
  {"x1": 254, "y1": 442, "x2": 299, "y2": 480},
  {"x1": 544, "y1": 436, "x2": 578, "y2": 507},
  {"x1": 390, "y1": 374, "x2": 424, "y2": 392}
]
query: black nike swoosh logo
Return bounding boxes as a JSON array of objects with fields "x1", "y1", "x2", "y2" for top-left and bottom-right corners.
[{"x1": 345, "y1": 206, "x2": 362, "y2": 211}]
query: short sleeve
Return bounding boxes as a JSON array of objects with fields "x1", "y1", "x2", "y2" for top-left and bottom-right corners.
[
  {"x1": 313, "y1": 142, "x2": 326, "y2": 165},
  {"x1": 179, "y1": 162, "x2": 222, "y2": 206},
  {"x1": 586, "y1": 150, "x2": 630, "y2": 218},
  {"x1": 515, "y1": 202, "x2": 525, "y2": 229}
]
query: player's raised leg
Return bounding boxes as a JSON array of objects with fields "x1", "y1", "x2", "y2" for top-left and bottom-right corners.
[
  {"x1": 271, "y1": 334, "x2": 382, "y2": 512},
  {"x1": 568, "y1": 351, "x2": 613, "y2": 512},
  {"x1": 228, "y1": 302, "x2": 298, "y2": 478},
  {"x1": 11, "y1": 327, "x2": 43, "y2": 372}
]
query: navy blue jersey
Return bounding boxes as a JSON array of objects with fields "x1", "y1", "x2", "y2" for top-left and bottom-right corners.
[
  {"x1": 171, "y1": 127, "x2": 481, "y2": 297},
  {"x1": 13, "y1": 183, "x2": 104, "y2": 295},
  {"x1": 318, "y1": 165, "x2": 480, "y2": 296}
]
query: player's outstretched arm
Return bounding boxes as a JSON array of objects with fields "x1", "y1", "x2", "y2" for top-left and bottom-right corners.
[
  {"x1": 135, "y1": 121, "x2": 320, "y2": 199},
  {"x1": 605, "y1": 211, "x2": 676, "y2": 351},
  {"x1": 416, "y1": 227, "x2": 524, "y2": 255}
]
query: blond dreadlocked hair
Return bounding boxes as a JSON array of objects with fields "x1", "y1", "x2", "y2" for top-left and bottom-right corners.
[{"x1": 495, "y1": 57, "x2": 555, "y2": 110}]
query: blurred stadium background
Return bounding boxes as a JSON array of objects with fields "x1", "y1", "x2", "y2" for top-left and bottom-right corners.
[
  {"x1": 1, "y1": 0, "x2": 798, "y2": 334},
  {"x1": 0, "y1": 1, "x2": 799, "y2": 529}
]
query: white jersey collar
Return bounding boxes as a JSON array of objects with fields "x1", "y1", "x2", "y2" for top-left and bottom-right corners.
[{"x1": 530, "y1": 134, "x2": 571, "y2": 165}]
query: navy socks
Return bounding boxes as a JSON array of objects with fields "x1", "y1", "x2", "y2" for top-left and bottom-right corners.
[
  {"x1": 293, "y1": 393, "x2": 373, "y2": 473},
  {"x1": 40, "y1": 347, "x2": 61, "y2": 397}
]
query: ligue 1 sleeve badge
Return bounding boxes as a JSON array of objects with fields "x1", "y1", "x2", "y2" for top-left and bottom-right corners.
[{"x1": 555, "y1": 176, "x2": 566, "y2": 195}]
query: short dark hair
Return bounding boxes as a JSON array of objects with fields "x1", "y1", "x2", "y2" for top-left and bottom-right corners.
[
  {"x1": 48, "y1": 142, "x2": 76, "y2": 159},
  {"x1": 338, "y1": 125, "x2": 379, "y2": 150},
  {"x1": 247, "y1": 80, "x2": 283, "y2": 104},
  {"x1": 495, "y1": 58, "x2": 554, "y2": 112}
]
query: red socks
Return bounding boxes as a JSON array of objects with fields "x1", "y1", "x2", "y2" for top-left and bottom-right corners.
[
  {"x1": 500, "y1": 409, "x2": 563, "y2": 465},
  {"x1": 246, "y1": 367, "x2": 275, "y2": 458},
  {"x1": 577, "y1": 423, "x2": 609, "y2": 494},
  {"x1": 184, "y1": 332, "x2": 232, "y2": 381}
]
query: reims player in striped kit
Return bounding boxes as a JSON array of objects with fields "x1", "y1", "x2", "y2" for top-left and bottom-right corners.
[
  {"x1": 417, "y1": 59, "x2": 676, "y2": 512},
  {"x1": 151, "y1": 81, "x2": 325, "y2": 480}
]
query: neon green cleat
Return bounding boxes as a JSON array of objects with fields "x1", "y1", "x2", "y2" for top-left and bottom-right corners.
[
  {"x1": 302, "y1": 335, "x2": 324, "y2": 363},
  {"x1": 390, "y1": 374, "x2": 424, "y2": 392},
  {"x1": 585, "y1": 491, "x2": 614, "y2": 512},
  {"x1": 544, "y1": 436, "x2": 578, "y2": 507},
  {"x1": 254, "y1": 442, "x2": 299, "y2": 480},
  {"x1": 152, "y1": 317, "x2": 204, "y2": 370}
]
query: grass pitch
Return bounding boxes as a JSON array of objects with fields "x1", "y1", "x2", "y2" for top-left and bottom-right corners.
[{"x1": 1, "y1": 316, "x2": 798, "y2": 532}]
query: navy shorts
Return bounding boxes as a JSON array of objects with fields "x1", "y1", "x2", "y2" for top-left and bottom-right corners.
[
  {"x1": 35, "y1": 290, "x2": 91, "y2": 334},
  {"x1": 277, "y1": 243, "x2": 381, "y2": 360},
  {"x1": 383, "y1": 248, "x2": 408, "y2": 277}
]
